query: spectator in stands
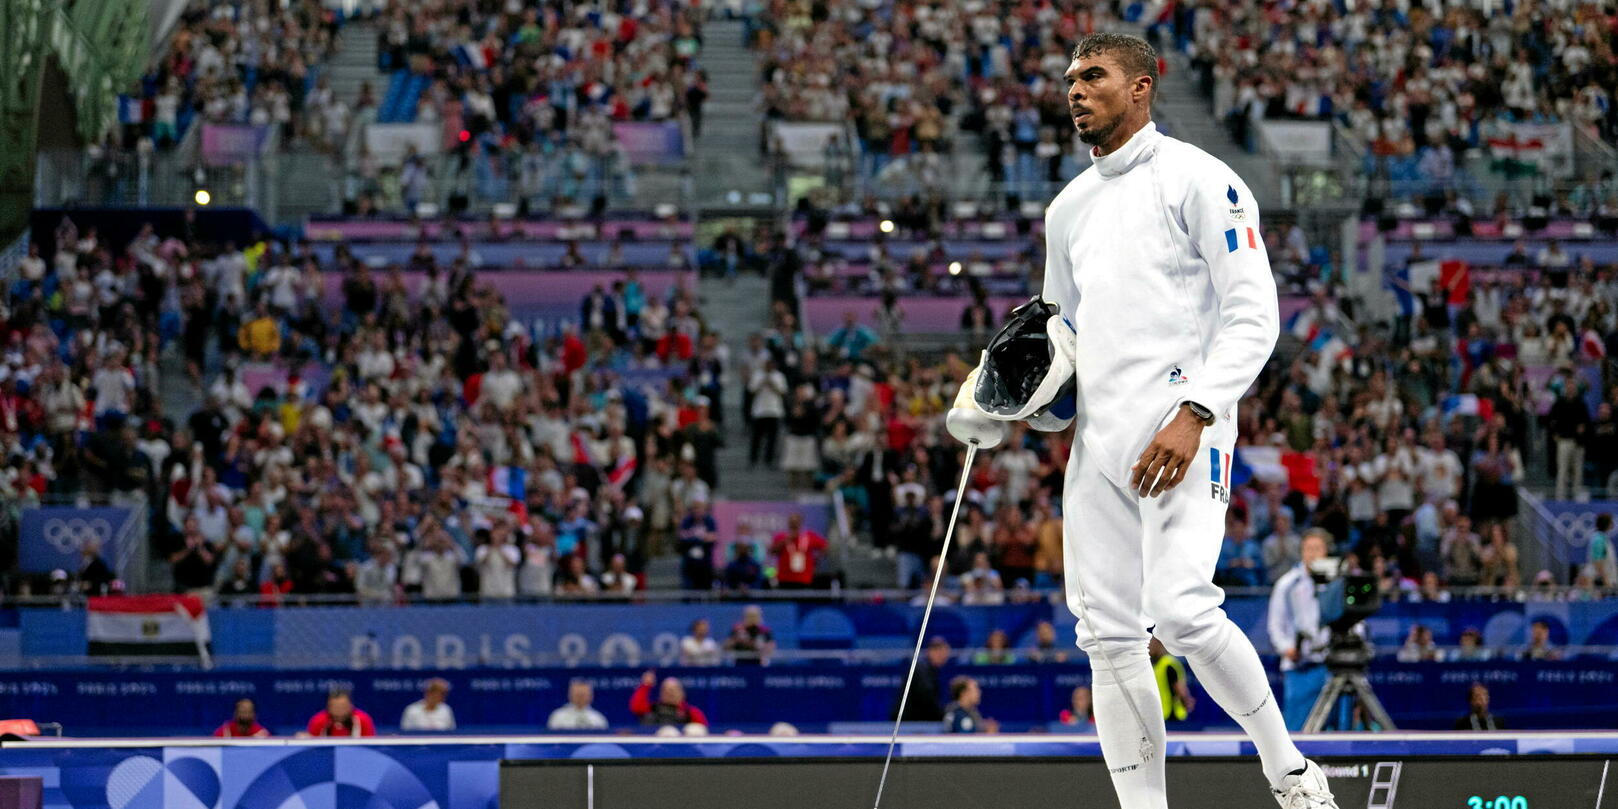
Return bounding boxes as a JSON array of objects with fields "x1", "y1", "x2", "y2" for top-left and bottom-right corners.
[
  {"x1": 771, "y1": 512, "x2": 828, "y2": 590},
  {"x1": 781, "y1": 384, "x2": 821, "y2": 489},
  {"x1": 991, "y1": 503, "x2": 1037, "y2": 588},
  {"x1": 218, "y1": 559, "x2": 256, "y2": 599},
  {"x1": 1397, "y1": 625, "x2": 1440, "y2": 663},
  {"x1": 1478, "y1": 523, "x2": 1522, "y2": 589},
  {"x1": 972, "y1": 629, "x2": 1016, "y2": 665},
  {"x1": 725, "y1": 605, "x2": 775, "y2": 665},
  {"x1": 74, "y1": 540, "x2": 117, "y2": 596},
  {"x1": 406, "y1": 528, "x2": 466, "y2": 600},
  {"x1": 259, "y1": 563, "x2": 294, "y2": 607},
  {"x1": 1587, "y1": 515, "x2": 1617, "y2": 588},
  {"x1": 961, "y1": 551, "x2": 1006, "y2": 606},
  {"x1": 891, "y1": 488, "x2": 934, "y2": 589},
  {"x1": 1455, "y1": 683, "x2": 1504, "y2": 731},
  {"x1": 214, "y1": 698, "x2": 271, "y2": 738},
  {"x1": 680, "y1": 618, "x2": 721, "y2": 666},
  {"x1": 599, "y1": 554, "x2": 636, "y2": 596},
  {"x1": 1059, "y1": 686, "x2": 1095, "y2": 732},
  {"x1": 723, "y1": 543, "x2": 765, "y2": 592},
  {"x1": 306, "y1": 689, "x2": 376, "y2": 738},
  {"x1": 748, "y1": 358, "x2": 788, "y2": 468},
  {"x1": 169, "y1": 516, "x2": 218, "y2": 594},
  {"x1": 1453, "y1": 628, "x2": 1493, "y2": 662},
  {"x1": 1216, "y1": 518, "x2": 1264, "y2": 588},
  {"x1": 825, "y1": 312, "x2": 877, "y2": 363},
  {"x1": 630, "y1": 671, "x2": 708, "y2": 729},
  {"x1": 548, "y1": 680, "x2": 610, "y2": 731},
  {"x1": 1441, "y1": 514, "x2": 1484, "y2": 587},
  {"x1": 1518, "y1": 620, "x2": 1561, "y2": 661},
  {"x1": 556, "y1": 555, "x2": 600, "y2": 596},
  {"x1": 1026, "y1": 620, "x2": 1069, "y2": 664},
  {"x1": 943, "y1": 676, "x2": 995, "y2": 734},
  {"x1": 474, "y1": 526, "x2": 519, "y2": 600},
  {"x1": 677, "y1": 499, "x2": 717, "y2": 591},
  {"x1": 1547, "y1": 384, "x2": 1593, "y2": 501},
  {"x1": 400, "y1": 678, "x2": 456, "y2": 732},
  {"x1": 1260, "y1": 509, "x2": 1301, "y2": 584},
  {"x1": 356, "y1": 544, "x2": 400, "y2": 605}
]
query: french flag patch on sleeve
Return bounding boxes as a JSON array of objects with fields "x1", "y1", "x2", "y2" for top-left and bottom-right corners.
[{"x1": 1221, "y1": 186, "x2": 1256, "y2": 252}]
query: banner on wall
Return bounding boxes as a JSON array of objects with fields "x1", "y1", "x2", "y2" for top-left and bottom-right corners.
[
  {"x1": 770, "y1": 122, "x2": 846, "y2": 168},
  {"x1": 1257, "y1": 120, "x2": 1333, "y2": 167},
  {"x1": 18, "y1": 506, "x2": 138, "y2": 573},
  {"x1": 200, "y1": 123, "x2": 273, "y2": 166},
  {"x1": 612, "y1": 122, "x2": 686, "y2": 166},
  {"x1": 364, "y1": 122, "x2": 442, "y2": 164}
]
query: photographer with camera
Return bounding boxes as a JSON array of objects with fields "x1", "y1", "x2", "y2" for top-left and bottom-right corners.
[{"x1": 1268, "y1": 529, "x2": 1334, "y2": 730}]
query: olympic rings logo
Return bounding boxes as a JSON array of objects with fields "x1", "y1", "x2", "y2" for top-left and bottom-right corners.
[{"x1": 41, "y1": 518, "x2": 114, "y2": 555}]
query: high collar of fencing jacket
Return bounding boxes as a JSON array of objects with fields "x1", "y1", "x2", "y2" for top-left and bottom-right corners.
[{"x1": 1087, "y1": 120, "x2": 1162, "y2": 179}]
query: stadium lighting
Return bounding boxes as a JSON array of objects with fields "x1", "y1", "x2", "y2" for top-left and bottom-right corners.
[
  {"x1": 193, "y1": 189, "x2": 211, "y2": 206},
  {"x1": 948, "y1": 261, "x2": 963, "y2": 276},
  {"x1": 879, "y1": 219, "x2": 895, "y2": 233}
]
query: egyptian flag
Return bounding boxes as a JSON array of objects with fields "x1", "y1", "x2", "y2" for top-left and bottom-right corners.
[{"x1": 87, "y1": 595, "x2": 212, "y2": 666}]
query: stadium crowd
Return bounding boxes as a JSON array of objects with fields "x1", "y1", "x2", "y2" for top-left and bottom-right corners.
[
  {"x1": 0, "y1": 212, "x2": 757, "y2": 603},
  {"x1": 122, "y1": 0, "x2": 344, "y2": 149},
  {"x1": 751, "y1": 0, "x2": 1618, "y2": 209},
  {"x1": 347, "y1": 0, "x2": 708, "y2": 211}
]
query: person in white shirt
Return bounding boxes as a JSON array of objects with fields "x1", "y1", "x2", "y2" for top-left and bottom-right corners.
[
  {"x1": 1416, "y1": 433, "x2": 1463, "y2": 502},
  {"x1": 1268, "y1": 531, "x2": 1333, "y2": 732},
  {"x1": 475, "y1": 526, "x2": 520, "y2": 599},
  {"x1": 748, "y1": 358, "x2": 788, "y2": 467},
  {"x1": 547, "y1": 680, "x2": 610, "y2": 731},
  {"x1": 399, "y1": 679, "x2": 456, "y2": 731},
  {"x1": 947, "y1": 34, "x2": 1330, "y2": 807},
  {"x1": 679, "y1": 618, "x2": 722, "y2": 666}
]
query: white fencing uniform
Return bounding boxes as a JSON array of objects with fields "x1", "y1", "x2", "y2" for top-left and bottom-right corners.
[{"x1": 1042, "y1": 121, "x2": 1302, "y2": 806}]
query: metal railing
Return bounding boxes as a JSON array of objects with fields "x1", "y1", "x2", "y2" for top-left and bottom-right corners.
[{"x1": 5, "y1": 583, "x2": 1612, "y2": 611}]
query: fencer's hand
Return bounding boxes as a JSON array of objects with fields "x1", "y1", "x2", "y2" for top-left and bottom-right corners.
[{"x1": 1130, "y1": 406, "x2": 1205, "y2": 498}]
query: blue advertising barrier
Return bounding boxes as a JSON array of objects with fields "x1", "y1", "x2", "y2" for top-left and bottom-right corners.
[
  {"x1": 0, "y1": 660, "x2": 1614, "y2": 739},
  {"x1": 17, "y1": 507, "x2": 137, "y2": 573},
  {"x1": 10, "y1": 733, "x2": 1618, "y2": 809},
  {"x1": 11, "y1": 598, "x2": 1618, "y2": 669}
]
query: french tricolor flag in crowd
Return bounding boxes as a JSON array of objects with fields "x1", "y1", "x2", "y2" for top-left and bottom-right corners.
[
  {"x1": 455, "y1": 42, "x2": 488, "y2": 69},
  {"x1": 488, "y1": 466, "x2": 527, "y2": 500},
  {"x1": 1442, "y1": 394, "x2": 1496, "y2": 421},
  {"x1": 87, "y1": 595, "x2": 212, "y2": 667}
]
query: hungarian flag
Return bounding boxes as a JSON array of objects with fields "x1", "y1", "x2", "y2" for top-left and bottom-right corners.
[{"x1": 87, "y1": 595, "x2": 212, "y2": 666}]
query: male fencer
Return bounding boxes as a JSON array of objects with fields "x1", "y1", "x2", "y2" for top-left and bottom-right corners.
[{"x1": 946, "y1": 33, "x2": 1336, "y2": 809}]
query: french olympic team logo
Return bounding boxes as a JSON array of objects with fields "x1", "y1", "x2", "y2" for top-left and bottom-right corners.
[{"x1": 1209, "y1": 448, "x2": 1231, "y2": 504}]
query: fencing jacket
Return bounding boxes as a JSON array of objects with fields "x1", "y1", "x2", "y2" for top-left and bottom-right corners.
[{"x1": 1041, "y1": 121, "x2": 1279, "y2": 490}]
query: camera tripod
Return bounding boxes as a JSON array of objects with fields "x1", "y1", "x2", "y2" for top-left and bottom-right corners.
[{"x1": 1302, "y1": 631, "x2": 1397, "y2": 732}]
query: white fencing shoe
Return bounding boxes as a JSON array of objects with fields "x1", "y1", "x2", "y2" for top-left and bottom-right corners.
[{"x1": 1271, "y1": 761, "x2": 1338, "y2": 809}]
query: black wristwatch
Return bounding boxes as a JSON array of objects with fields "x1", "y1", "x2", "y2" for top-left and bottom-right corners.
[{"x1": 1182, "y1": 401, "x2": 1214, "y2": 426}]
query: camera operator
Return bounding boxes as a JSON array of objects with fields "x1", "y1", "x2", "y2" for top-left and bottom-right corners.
[{"x1": 1268, "y1": 529, "x2": 1334, "y2": 730}]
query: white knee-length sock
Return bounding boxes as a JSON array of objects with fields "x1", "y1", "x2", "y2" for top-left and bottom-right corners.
[
  {"x1": 1088, "y1": 648, "x2": 1168, "y2": 809},
  {"x1": 1185, "y1": 623, "x2": 1306, "y2": 788}
]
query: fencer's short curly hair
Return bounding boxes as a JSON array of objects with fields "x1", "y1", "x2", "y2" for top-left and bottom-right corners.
[{"x1": 1071, "y1": 32, "x2": 1159, "y2": 102}]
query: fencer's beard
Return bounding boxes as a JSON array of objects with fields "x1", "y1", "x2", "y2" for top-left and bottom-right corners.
[{"x1": 1076, "y1": 111, "x2": 1120, "y2": 147}]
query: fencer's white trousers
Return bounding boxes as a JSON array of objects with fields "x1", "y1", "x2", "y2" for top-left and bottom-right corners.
[{"x1": 1062, "y1": 418, "x2": 1239, "y2": 661}]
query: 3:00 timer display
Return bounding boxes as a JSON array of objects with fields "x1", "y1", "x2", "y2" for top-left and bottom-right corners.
[{"x1": 1467, "y1": 797, "x2": 1528, "y2": 809}]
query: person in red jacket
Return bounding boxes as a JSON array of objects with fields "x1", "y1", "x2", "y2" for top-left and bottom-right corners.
[
  {"x1": 305, "y1": 689, "x2": 377, "y2": 737},
  {"x1": 214, "y1": 698, "x2": 270, "y2": 738},
  {"x1": 629, "y1": 670, "x2": 708, "y2": 728},
  {"x1": 770, "y1": 512, "x2": 827, "y2": 589}
]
